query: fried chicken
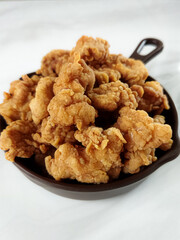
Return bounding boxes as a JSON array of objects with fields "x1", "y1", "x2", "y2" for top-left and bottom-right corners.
[
  {"x1": 115, "y1": 107, "x2": 173, "y2": 173},
  {"x1": 45, "y1": 127, "x2": 126, "y2": 183},
  {"x1": 153, "y1": 115, "x2": 165, "y2": 124},
  {"x1": 0, "y1": 120, "x2": 48, "y2": 162},
  {"x1": 0, "y1": 35, "x2": 173, "y2": 184},
  {"x1": 29, "y1": 77, "x2": 55, "y2": 125},
  {"x1": 46, "y1": 143, "x2": 111, "y2": 183},
  {"x1": 53, "y1": 59, "x2": 95, "y2": 94},
  {"x1": 91, "y1": 67, "x2": 121, "y2": 86},
  {"x1": 117, "y1": 107, "x2": 172, "y2": 152},
  {"x1": 88, "y1": 81, "x2": 139, "y2": 111},
  {"x1": 123, "y1": 148, "x2": 157, "y2": 174},
  {"x1": 48, "y1": 89, "x2": 97, "y2": 130},
  {"x1": 102, "y1": 54, "x2": 148, "y2": 86},
  {"x1": 130, "y1": 84, "x2": 144, "y2": 103},
  {"x1": 93, "y1": 67, "x2": 121, "y2": 85},
  {"x1": 70, "y1": 35, "x2": 110, "y2": 65},
  {"x1": 74, "y1": 127, "x2": 126, "y2": 178},
  {"x1": 37, "y1": 49, "x2": 70, "y2": 77},
  {"x1": 0, "y1": 75, "x2": 40, "y2": 124},
  {"x1": 116, "y1": 56, "x2": 148, "y2": 86},
  {"x1": 138, "y1": 81, "x2": 170, "y2": 114},
  {"x1": 32, "y1": 117, "x2": 76, "y2": 148}
]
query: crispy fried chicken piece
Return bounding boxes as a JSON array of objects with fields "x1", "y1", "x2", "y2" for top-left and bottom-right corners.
[
  {"x1": 71, "y1": 36, "x2": 110, "y2": 64},
  {"x1": 0, "y1": 75, "x2": 39, "y2": 124},
  {"x1": 130, "y1": 84, "x2": 144, "y2": 103},
  {"x1": 153, "y1": 115, "x2": 165, "y2": 124},
  {"x1": 116, "y1": 57, "x2": 148, "y2": 86},
  {"x1": 138, "y1": 81, "x2": 170, "y2": 114},
  {"x1": 117, "y1": 107, "x2": 172, "y2": 152},
  {"x1": 32, "y1": 117, "x2": 76, "y2": 148},
  {"x1": 53, "y1": 59, "x2": 95, "y2": 94},
  {"x1": 93, "y1": 67, "x2": 121, "y2": 85},
  {"x1": 48, "y1": 89, "x2": 97, "y2": 130},
  {"x1": 74, "y1": 126, "x2": 109, "y2": 148},
  {"x1": 29, "y1": 77, "x2": 55, "y2": 125},
  {"x1": 153, "y1": 115, "x2": 173, "y2": 150},
  {"x1": 74, "y1": 127, "x2": 126, "y2": 176},
  {"x1": 88, "y1": 81, "x2": 138, "y2": 111},
  {"x1": 104, "y1": 54, "x2": 148, "y2": 86},
  {"x1": 45, "y1": 127, "x2": 126, "y2": 183},
  {"x1": 45, "y1": 143, "x2": 111, "y2": 183},
  {"x1": 123, "y1": 148, "x2": 157, "y2": 174},
  {"x1": 0, "y1": 120, "x2": 48, "y2": 162},
  {"x1": 115, "y1": 107, "x2": 173, "y2": 174},
  {"x1": 37, "y1": 49, "x2": 70, "y2": 77}
]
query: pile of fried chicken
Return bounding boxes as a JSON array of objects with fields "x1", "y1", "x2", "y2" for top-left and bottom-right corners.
[{"x1": 0, "y1": 36, "x2": 173, "y2": 184}]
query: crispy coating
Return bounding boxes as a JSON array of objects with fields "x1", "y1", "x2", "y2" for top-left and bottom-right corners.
[
  {"x1": 0, "y1": 75, "x2": 39, "y2": 124},
  {"x1": 53, "y1": 59, "x2": 95, "y2": 94},
  {"x1": 48, "y1": 89, "x2": 97, "y2": 130},
  {"x1": 0, "y1": 120, "x2": 48, "y2": 162},
  {"x1": 74, "y1": 127, "x2": 126, "y2": 176},
  {"x1": 45, "y1": 143, "x2": 111, "y2": 183},
  {"x1": 138, "y1": 81, "x2": 170, "y2": 114},
  {"x1": 88, "y1": 81, "x2": 138, "y2": 111},
  {"x1": 93, "y1": 67, "x2": 121, "y2": 85},
  {"x1": 29, "y1": 77, "x2": 55, "y2": 125},
  {"x1": 115, "y1": 107, "x2": 173, "y2": 173},
  {"x1": 32, "y1": 117, "x2": 76, "y2": 148},
  {"x1": 117, "y1": 107, "x2": 172, "y2": 152},
  {"x1": 153, "y1": 115, "x2": 165, "y2": 124},
  {"x1": 71, "y1": 36, "x2": 110, "y2": 64},
  {"x1": 103, "y1": 54, "x2": 148, "y2": 86},
  {"x1": 38, "y1": 49, "x2": 70, "y2": 77},
  {"x1": 159, "y1": 140, "x2": 173, "y2": 151},
  {"x1": 45, "y1": 127, "x2": 126, "y2": 183},
  {"x1": 123, "y1": 148, "x2": 157, "y2": 174},
  {"x1": 74, "y1": 126, "x2": 110, "y2": 149},
  {"x1": 116, "y1": 57, "x2": 148, "y2": 86},
  {"x1": 153, "y1": 115, "x2": 173, "y2": 151},
  {"x1": 130, "y1": 84, "x2": 144, "y2": 103}
]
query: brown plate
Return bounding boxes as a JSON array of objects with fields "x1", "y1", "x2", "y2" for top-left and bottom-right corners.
[{"x1": 0, "y1": 38, "x2": 179, "y2": 200}]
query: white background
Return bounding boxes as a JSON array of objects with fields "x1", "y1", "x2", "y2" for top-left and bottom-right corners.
[{"x1": 0, "y1": 0, "x2": 180, "y2": 239}]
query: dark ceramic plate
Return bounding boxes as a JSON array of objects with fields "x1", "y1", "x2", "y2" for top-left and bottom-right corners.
[{"x1": 0, "y1": 38, "x2": 179, "y2": 200}]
